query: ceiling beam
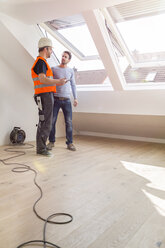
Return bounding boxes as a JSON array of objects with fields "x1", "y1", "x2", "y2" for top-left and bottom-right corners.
[{"x1": 83, "y1": 9, "x2": 125, "y2": 91}]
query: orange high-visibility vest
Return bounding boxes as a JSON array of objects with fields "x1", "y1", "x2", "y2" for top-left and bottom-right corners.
[{"x1": 31, "y1": 56, "x2": 56, "y2": 95}]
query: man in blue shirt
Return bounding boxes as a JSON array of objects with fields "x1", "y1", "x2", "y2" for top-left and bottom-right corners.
[{"x1": 47, "y1": 51, "x2": 78, "y2": 151}]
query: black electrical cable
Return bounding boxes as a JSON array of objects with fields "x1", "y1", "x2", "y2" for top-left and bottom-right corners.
[{"x1": 0, "y1": 143, "x2": 73, "y2": 248}]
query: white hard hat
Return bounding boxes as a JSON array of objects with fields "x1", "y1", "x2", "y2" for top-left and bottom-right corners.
[{"x1": 38, "y1": 37, "x2": 53, "y2": 48}]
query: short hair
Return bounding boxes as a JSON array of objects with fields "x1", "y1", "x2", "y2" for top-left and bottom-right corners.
[
  {"x1": 38, "y1": 46, "x2": 49, "y2": 53},
  {"x1": 63, "y1": 51, "x2": 72, "y2": 60}
]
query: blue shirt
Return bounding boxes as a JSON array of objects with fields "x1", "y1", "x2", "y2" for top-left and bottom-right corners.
[{"x1": 51, "y1": 66, "x2": 77, "y2": 99}]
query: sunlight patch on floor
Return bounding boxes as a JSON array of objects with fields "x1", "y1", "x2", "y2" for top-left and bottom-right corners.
[
  {"x1": 142, "y1": 189, "x2": 165, "y2": 216},
  {"x1": 33, "y1": 160, "x2": 47, "y2": 172},
  {"x1": 121, "y1": 160, "x2": 165, "y2": 191},
  {"x1": 121, "y1": 160, "x2": 165, "y2": 216}
]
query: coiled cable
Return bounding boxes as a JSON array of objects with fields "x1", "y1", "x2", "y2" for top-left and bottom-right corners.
[{"x1": 0, "y1": 143, "x2": 73, "y2": 248}]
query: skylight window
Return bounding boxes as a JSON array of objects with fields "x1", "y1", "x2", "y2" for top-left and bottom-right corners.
[
  {"x1": 39, "y1": 20, "x2": 111, "y2": 87},
  {"x1": 58, "y1": 25, "x2": 99, "y2": 57},
  {"x1": 103, "y1": 1, "x2": 165, "y2": 85},
  {"x1": 39, "y1": 24, "x2": 105, "y2": 72}
]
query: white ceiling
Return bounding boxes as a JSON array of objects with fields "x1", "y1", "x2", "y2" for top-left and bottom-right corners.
[{"x1": 0, "y1": 0, "x2": 134, "y2": 24}]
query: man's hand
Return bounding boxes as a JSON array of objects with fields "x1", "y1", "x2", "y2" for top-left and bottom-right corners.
[
  {"x1": 59, "y1": 78, "x2": 67, "y2": 85},
  {"x1": 38, "y1": 74, "x2": 67, "y2": 86},
  {"x1": 73, "y1": 99, "x2": 78, "y2": 107}
]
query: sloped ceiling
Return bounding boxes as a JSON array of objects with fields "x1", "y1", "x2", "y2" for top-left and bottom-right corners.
[{"x1": 0, "y1": 0, "x2": 135, "y2": 24}]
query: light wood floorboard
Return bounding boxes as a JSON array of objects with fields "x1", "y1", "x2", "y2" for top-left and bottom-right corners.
[{"x1": 0, "y1": 136, "x2": 165, "y2": 248}]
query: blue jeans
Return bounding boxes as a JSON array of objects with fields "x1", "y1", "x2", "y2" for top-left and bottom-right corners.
[{"x1": 49, "y1": 98, "x2": 73, "y2": 145}]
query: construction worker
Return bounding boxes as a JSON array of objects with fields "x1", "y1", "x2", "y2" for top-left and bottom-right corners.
[{"x1": 31, "y1": 37, "x2": 66, "y2": 156}]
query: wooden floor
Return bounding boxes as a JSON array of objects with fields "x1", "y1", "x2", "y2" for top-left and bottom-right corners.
[{"x1": 1, "y1": 135, "x2": 165, "y2": 248}]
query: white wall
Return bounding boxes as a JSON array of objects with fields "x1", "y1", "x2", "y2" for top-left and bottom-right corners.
[
  {"x1": 0, "y1": 13, "x2": 41, "y2": 59},
  {"x1": 72, "y1": 87, "x2": 165, "y2": 143},
  {"x1": 0, "y1": 53, "x2": 38, "y2": 145},
  {"x1": 0, "y1": 17, "x2": 38, "y2": 146},
  {"x1": 73, "y1": 89, "x2": 165, "y2": 142},
  {"x1": 75, "y1": 89, "x2": 165, "y2": 115}
]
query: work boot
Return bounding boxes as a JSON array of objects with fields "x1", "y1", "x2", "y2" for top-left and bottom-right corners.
[
  {"x1": 37, "y1": 150, "x2": 52, "y2": 156},
  {"x1": 67, "y1": 143, "x2": 76, "y2": 151},
  {"x1": 47, "y1": 142, "x2": 54, "y2": 150}
]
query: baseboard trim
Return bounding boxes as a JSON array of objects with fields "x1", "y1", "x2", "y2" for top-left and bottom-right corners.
[{"x1": 77, "y1": 131, "x2": 165, "y2": 144}]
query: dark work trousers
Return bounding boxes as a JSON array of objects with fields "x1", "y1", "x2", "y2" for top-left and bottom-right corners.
[{"x1": 34, "y1": 92, "x2": 54, "y2": 153}]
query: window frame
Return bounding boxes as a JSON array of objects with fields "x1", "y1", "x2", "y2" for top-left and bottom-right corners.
[{"x1": 41, "y1": 22, "x2": 100, "y2": 61}]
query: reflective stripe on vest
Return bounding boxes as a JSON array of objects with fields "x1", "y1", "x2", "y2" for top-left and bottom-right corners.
[
  {"x1": 34, "y1": 84, "x2": 53, "y2": 89},
  {"x1": 33, "y1": 76, "x2": 53, "y2": 82}
]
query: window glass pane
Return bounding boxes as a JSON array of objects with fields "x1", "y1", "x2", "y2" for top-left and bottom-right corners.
[
  {"x1": 117, "y1": 13, "x2": 165, "y2": 63},
  {"x1": 47, "y1": 31, "x2": 104, "y2": 71},
  {"x1": 58, "y1": 24, "x2": 99, "y2": 56}
]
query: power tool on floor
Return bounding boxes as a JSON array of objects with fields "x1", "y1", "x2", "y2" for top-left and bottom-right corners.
[{"x1": 10, "y1": 127, "x2": 26, "y2": 144}]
